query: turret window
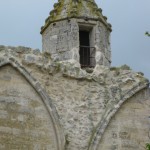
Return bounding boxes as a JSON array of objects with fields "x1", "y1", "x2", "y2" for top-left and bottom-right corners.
[{"x1": 79, "y1": 25, "x2": 96, "y2": 68}]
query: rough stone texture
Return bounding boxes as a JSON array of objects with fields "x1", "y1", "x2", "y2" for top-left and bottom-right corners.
[
  {"x1": 0, "y1": 46, "x2": 149, "y2": 150},
  {"x1": 42, "y1": 19, "x2": 79, "y2": 62},
  {"x1": 41, "y1": 0, "x2": 111, "y2": 67},
  {"x1": 0, "y1": 65, "x2": 58, "y2": 150},
  {"x1": 41, "y1": 0, "x2": 111, "y2": 33},
  {"x1": 42, "y1": 18, "x2": 111, "y2": 67},
  {"x1": 98, "y1": 88, "x2": 150, "y2": 150}
]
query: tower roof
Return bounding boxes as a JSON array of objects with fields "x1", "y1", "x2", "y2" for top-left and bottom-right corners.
[{"x1": 41, "y1": 0, "x2": 112, "y2": 34}]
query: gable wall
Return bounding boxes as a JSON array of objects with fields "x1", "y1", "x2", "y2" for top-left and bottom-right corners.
[{"x1": 0, "y1": 46, "x2": 149, "y2": 150}]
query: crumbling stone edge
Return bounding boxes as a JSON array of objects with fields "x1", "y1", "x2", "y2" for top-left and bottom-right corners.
[
  {"x1": 88, "y1": 83, "x2": 149, "y2": 150},
  {"x1": 0, "y1": 56, "x2": 66, "y2": 150}
]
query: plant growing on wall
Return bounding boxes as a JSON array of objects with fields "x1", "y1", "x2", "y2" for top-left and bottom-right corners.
[{"x1": 146, "y1": 143, "x2": 150, "y2": 150}]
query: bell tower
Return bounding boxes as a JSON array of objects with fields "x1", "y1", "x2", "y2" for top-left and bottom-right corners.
[{"x1": 41, "y1": 0, "x2": 112, "y2": 67}]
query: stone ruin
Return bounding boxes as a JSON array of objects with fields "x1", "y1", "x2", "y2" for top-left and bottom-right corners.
[{"x1": 0, "y1": 0, "x2": 149, "y2": 150}]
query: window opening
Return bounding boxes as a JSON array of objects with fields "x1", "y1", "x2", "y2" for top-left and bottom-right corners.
[{"x1": 79, "y1": 30, "x2": 95, "y2": 68}]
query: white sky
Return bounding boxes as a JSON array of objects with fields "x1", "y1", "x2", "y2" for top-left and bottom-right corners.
[{"x1": 0, "y1": 0, "x2": 150, "y2": 80}]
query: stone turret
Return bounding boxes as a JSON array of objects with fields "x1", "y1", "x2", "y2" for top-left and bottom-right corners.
[{"x1": 41, "y1": 0, "x2": 112, "y2": 67}]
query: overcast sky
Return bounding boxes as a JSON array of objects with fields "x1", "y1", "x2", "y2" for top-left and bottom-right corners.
[{"x1": 0, "y1": 0, "x2": 150, "y2": 80}]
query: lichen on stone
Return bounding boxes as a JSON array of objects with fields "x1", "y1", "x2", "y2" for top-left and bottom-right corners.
[{"x1": 41, "y1": 0, "x2": 111, "y2": 33}]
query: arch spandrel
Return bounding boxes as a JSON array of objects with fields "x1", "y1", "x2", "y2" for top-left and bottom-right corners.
[
  {"x1": 0, "y1": 60, "x2": 65, "y2": 150},
  {"x1": 92, "y1": 89, "x2": 150, "y2": 150}
]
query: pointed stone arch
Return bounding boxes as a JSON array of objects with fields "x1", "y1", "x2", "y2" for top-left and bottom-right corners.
[
  {"x1": 0, "y1": 57, "x2": 65, "y2": 150},
  {"x1": 88, "y1": 83, "x2": 149, "y2": 150}
]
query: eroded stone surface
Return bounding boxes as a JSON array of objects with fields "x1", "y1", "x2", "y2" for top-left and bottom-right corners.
[
  {"x1": 0, "y1": 46, "x2": 149, "y2": 150},
  {"x1": 98, "y1": 89, "x2": 150, "y2": 150},
  {"x1": 41, "y1": 0, "x2": 111, "y2": 33},
  {"x1": 42, "y1": 18, "x2": 111, "y2": 67},
  {"x1": 41, "y1": 0, "x2": 111, "y2": 67},
  {"x1": 0, "y1": 65, "x2": 58, "y2": 150}
]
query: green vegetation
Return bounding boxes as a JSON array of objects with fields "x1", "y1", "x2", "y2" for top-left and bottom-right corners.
[
  {"x1": 145, "y1": 31, "x2": 150, "y2": 37},
  {"x1": 146, "y1": 143, "x2": 150, "y2": 150}
]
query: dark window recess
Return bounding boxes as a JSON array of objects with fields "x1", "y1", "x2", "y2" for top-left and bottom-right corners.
[{"x1": 79, "y1": 31, "x2": 95, "y2": 67}]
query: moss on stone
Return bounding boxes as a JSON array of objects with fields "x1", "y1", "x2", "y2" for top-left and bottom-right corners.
[{"x1": 41, "y1": 0, "x2": 112, "y2": 33}]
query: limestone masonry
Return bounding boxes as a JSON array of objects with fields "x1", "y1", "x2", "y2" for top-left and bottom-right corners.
[{"x1": 0, "y1": 0, "x2": 150, "y2": 150}]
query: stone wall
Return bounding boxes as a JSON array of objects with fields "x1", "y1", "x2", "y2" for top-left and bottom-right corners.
[
  {"x1": 98, "y1": 88, "x2": 150, "y2": 150},
  {"x1": 41, "y1": 0, "x2": 112, "y2": 67},
  {"x1": 0, "y1": 65, "x2": 58, "y2": 150},
  {"x1": 42, "y1": 19, "x2": 79, "y2": 62},
  {"x1": 42, "y1": 18, "x2": 111, "y2": 67},
  {"x1": 96, "y1": 21, "x2": 111, "y2": 66},
  {"x1": 0, "y1": 46, "x2": 149, "y2": 150}
]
